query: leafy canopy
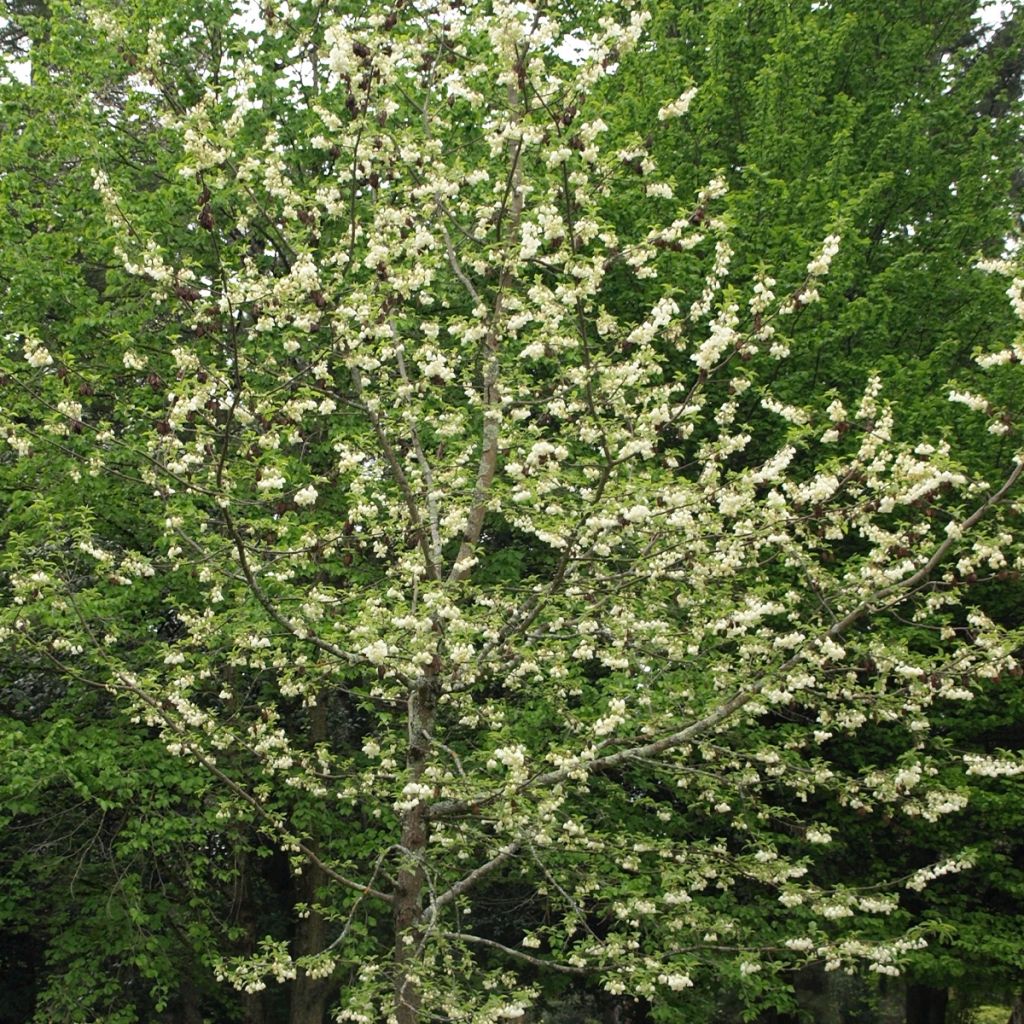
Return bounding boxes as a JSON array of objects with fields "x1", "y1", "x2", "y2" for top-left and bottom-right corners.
[{"x1": 2, "y1": 1, "x2": 1024, "y2": 1022}]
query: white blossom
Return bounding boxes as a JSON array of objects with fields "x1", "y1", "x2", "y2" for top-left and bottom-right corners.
[
  {"x1": 658, "y1": 87, "x2": 698, "y2": 120},
  {"x1": 807, "y1": 234, "x2": 841, "y2": 276},
  {"x1": 294, "y1": 484, "x2": 319, "y2": 507},
  {"x1": 658, "y1": 972, "x2": 694, "y2": 991},
  {"x1": 23, "y1": 337, "x2": 53, "y2": 368}
]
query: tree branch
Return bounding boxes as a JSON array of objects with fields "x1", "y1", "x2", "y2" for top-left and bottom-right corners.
[
  {"x1": 221, "y1": 506, "x2": 363, "y2": 666},
  {"x1": 447, "y1": 83, "x2": 526, "y2": 585},
  {"x1": 421, "y1": 842, "x2": 520, "y2": 922},
  {"x1": 441, "y1": 932, "x2": 588, "y2": 976},
  {"x1": 430, "y1": 454, "x2": 1024, "y2": 819}
]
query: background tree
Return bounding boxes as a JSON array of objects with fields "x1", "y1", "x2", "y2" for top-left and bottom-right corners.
[{"x1": 600, "y1": 2, "x2": 1024, "y2": 1017}]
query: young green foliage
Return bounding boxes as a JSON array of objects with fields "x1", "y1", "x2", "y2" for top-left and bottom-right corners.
[{"x1": 2, "y1": 1, "x2": 1024, "y2": 1022}]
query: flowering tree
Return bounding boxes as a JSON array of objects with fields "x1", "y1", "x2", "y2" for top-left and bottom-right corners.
[{"x1": 3, "y1": 1, "x2": 1024, "y2": 1021}]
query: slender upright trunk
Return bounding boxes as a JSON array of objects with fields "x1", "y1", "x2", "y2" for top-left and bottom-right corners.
[
  {"x1": 1008, "y1": 993, "x2": 1024, "y2": 1024},
  {"x1": 287, "y1": 867, "x2": 332, "y2": 1024},
  {"x1": 287, "y1": 705, "x2": 333, "y2": 1024},
  {"x1": 157, "y1": 971, "x2": 203, "y2": 1024},
  {"x1": 235, "y1": 849, "x2": 268, "y2": 1024},
  {"x1": 241, "y1": 990, "x2": 268, "y2": 1024},
  {"x1": 388, "y1": 63, "x2": 521, "y2": 1024},
  {"x1": 905, "y1": 982, "x2": 947, "y2": 1024},
  {"x1": 392, "y1": 680, "x2": 436, "y2": 1024}
]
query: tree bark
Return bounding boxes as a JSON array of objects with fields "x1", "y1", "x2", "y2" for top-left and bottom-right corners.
[
  {"x1": 241, "y1": 991, "x2": 268, "y2": 1024},
  {"x1": 392, "y1": 681, "x2": 435, "y2": 1024},
  {"x1": 287, "y1": 705, "x2": 334, "y2": 1024},
  {"x1": 1008, "y1": 992, "x2": 1024, "y2": 1024},
  {"x1": 905, "y1": 982, "x2": 947, "y2": 1024},
  {"x1": 177, "y1": 974, "x2": 203, "y2": 1024},
  {"x1": 235, "y1": 849, "x2": 268, "y2": 1024}
]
